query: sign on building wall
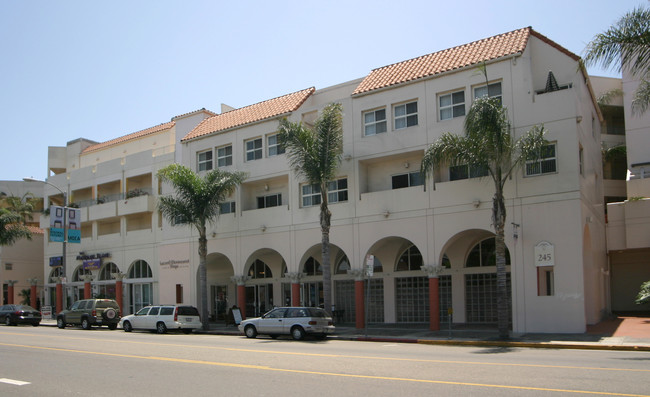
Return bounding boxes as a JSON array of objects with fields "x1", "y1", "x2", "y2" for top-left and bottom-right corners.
[
  {"x1": 534, "y1": 241, "x2": 555, "y2": 267},
  {"x1": 366, "y1": 254, "x2": 374, "y2": 276}
]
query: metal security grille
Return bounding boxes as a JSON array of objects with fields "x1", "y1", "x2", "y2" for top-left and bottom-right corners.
[
  {"x1": 367, "y1": 278, "x2": 384, "y2": 323},
  {"x1": 465, "y1": 273, "x2": 511, "y2": 324},
  {"x1": 396, "y1": 276, "x2": 429, "y2": 323},
  {"x1": 439, "y1": 275, "x2": 452, "y2": 324},
  {"x1": 334, "y1": 280, "x2": 355, "y2": 323}
]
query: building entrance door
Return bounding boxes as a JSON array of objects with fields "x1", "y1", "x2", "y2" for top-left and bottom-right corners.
[{"x1": 245, "y1": 284, "x2": 273, "y2": 317}]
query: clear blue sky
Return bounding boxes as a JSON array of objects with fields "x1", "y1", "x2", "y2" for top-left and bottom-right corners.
[{"x1": 0, "y1": 0, "x2": 642, "y2": 181}]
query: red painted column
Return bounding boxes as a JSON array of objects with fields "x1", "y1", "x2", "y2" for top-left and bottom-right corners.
[
  {"x1": 7, "y1": 282, "x2": 15, "y2": 304},
  {"x1": 355, "y1": 279, "x2": 364, "y2": 329},
  {"x1": 291, "y1": 283, "x2": 300, "y2": 307},
  {"x1": 237, "y1": 284, "x2": 246, "y2": 320},
  {"x1": 84, "y1": 282, "x2": 92, "y2": 299},
  {"x1": 30, "y1": 283, "x2": 38, "y2": 308},
  {"x1": 429, "y1": 277, "x2": 440, "y2": 331},
  {"x1": 115, "y1": 280, "x2": 123, "y2": 313},
  {"x1": 55, "y1": 282, "x2": 63, "y2": 313}
]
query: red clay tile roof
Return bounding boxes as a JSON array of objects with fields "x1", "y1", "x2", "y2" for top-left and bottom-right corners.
[
  {"x1": 182, "y1": 87, "x2": 316, "y2": 142},
  {"x1": 26, "y1": 225, "x2": 44, "y2": 235},
  {"x1": 82, "y1": 121, "x2": 176, "y2": 154},
  {"x1": 352, "y1": 27, "x2": 579, "y2": 95}
]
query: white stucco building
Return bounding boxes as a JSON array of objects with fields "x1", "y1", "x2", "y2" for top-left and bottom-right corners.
[{"x1": 40, "y1": 27, "x2": 610, "y2": 334}]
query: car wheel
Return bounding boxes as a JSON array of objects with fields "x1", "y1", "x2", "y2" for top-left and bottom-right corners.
[
  {"x1": 5, "y1": 316, "x2": 13, "y2": 326},
  {"x1": 56, "y1": 317, "x2": 66, "y2": 329},
  {"x1": 156, "y1": 322, "x2": 167, "y2": 334},
  {"x1": 81, "y1": 318, "x2": 91, "y2": 330},
  {"x1": 32, "y1": 323, "x2": 39, "y2": 327},
  {"x1": 107, "y1": 323, "x2": 117, "y2": 330},
  {"x1": 244, "y1": 325, "x2": 257, "y2": 338},
  {"x1": 182, "y1": 329, "x2": 192, "y2": 334},
  {"x1": 123, "y1": 321, "x2": 132, "y2": 332},
  {"x1": 270, "y1": 334, "x2": 279, "y2": 339},
  {"x1": 315, "y1": 334, "x2": 328, "y2": 340},
  {"x1": 291, "y1": 326, "x2": 305, "y2": 341}
]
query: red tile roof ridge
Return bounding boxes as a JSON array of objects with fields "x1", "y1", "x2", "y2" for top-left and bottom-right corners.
[
  {"x1": 82, "y1": 121, "x2": 176, "y2": 154},
  {"x1": 182, "y1": 87, "x2": 316, "y2": 142},
  {"x1": 172, "y1": 108, "x2": 217, "y2": 121},
  {"x1": 353, "y1": 27, "x2": 578, "y2": 96}
]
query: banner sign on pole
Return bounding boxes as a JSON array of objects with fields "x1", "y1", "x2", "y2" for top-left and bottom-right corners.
[
  {"x1": 67, "y1": 208, "x2": 81, "y2": 243},
  {"x1": 49, "y1": 205, "x2": 64, "y2": 242}
]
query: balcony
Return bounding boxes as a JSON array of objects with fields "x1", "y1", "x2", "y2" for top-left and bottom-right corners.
[
  {"x1": 239, "y1": 205, "x2": 291, "y2": 230},
  {"x1": 118, "y1": 194, "x2": 155, "y2": 216},
  {"x1": 89, "y1": 201, "x2": 117, "y2": 221},
  {"x1": 358, "y1": 186, "x2": 428, "y2": 217}
]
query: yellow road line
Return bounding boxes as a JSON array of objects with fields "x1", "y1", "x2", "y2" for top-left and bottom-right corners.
[
  {"x1": 0, "y1": 342, "x2": 648, "y2": 397},
  {"x1": 2, "y1": 330, "x2": 649, "y2": 374}
]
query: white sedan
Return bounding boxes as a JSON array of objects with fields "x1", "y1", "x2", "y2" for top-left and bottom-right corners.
[{"x1": 238, "y1": 307, "x2": 335, "y2": 340}]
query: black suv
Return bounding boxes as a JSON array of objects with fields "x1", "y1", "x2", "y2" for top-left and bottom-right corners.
[{"x1": 56, "y1": 299, "x2": 121, "y2": 330}]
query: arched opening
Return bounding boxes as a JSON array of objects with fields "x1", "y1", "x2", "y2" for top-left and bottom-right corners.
[
  {"x1": 96, "y1": 262, "x2": 120, "y2": 299},
  {"x1": 127, "y1": 260, "x2": 153, "y2": 314}
]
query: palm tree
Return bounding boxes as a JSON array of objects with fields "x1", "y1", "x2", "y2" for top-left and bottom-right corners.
[
  {"x1": 583, "y1": 6, "x2": 650, "y2": 114},
  {"x1": 157, "y1": 164, "x2": 247, "y2": 330},
  {"x1": 0, "y1": 193, "x2": 37, "y2": 246},
  {"x1": 278, "y1": 103, "x2": 344, "y2": 315},
  {"x1": 421, "y1": 96, "x2": 546, "y2": 339}
]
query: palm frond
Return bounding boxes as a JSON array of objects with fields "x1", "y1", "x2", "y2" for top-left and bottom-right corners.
[
  {"x1": 597, "y1": 88, "x2": 624, "y2": 106},
  {"x1": 632, "y1": 78, "x2": 650, "y2": 115}
]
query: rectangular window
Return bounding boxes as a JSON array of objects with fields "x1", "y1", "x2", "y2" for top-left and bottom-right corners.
[
  {"x1": 257, "y1": 193, "x2": 282, "y2": 209},
  {"x1": 219, "y1": 201, "x2": 236, "y2": 214},
  {"x1": 245, "y1": 138, "x2": 263, "y2": 161},
  {"x1": 449, "y1": 164, "x2": 489, "y2": 181},
  {"x1": 525, "y1": 143, "x2": 557, "y2": 176},
  {"x1": 394, "y1": 101, "x2": 418, "y2": 129},
  {"x1": 392, "y1": 171, "x2": 423, "y2": 189},
  {"x1": 197, "y1": 150, "x2": 213, "y2": 172},
  {"x1": 537, "y1": 266, "x2": 555, "y2": 296},
  {"x1": 364, "y1": 108, "x2": 387, "y2": 136},
  {"x1": 267, "y1": 134, "x2": 285, "y2": 157},
  {"x1": 474, "y1": 82, "x2": 502, "y2": 104},
  {"x1": 439, "y1": 90, "x2": 465, "y2": 120},
  {"x1": 217, "y1": 145, "x2": 232, "y2": 167},
  {"x1": 301, "y1": 178, "x2": 348, "y2": 207},
  {"x1": 5, "y1": 263, "x2": 12, "y2": 271}
]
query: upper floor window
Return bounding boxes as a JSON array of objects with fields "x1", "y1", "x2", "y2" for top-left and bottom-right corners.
[
  {"x1": 198, "y1": 150, "x2": 213, "y2": 172},
  {"x1": 364, "y1": 108, "x2": 387, "y2": 136},
  {"x1": 301, "y1": 178, "x2": 348, "y2": 207},
  {"x1": 392, "y1": 171, "x2": 423, "y2": 189},
  {"x1": 257, "y1": 193, "x2": 282, "y2": 209},
  {"x1": 439, "y1": 90, "x2": 465, "y2": 120},
  {"x1": 449, "y1": 164, "x2": 489, "y2": 181},
  {"x1": 525, "y1": 143, "x2": 557, "y2": 176},
  {"x1": 394, "y1": 101, "x2": 418, "y2": 129},
  {"x1": 217, "y1": 145, "x2": 232, "y2": 167},
  {"x1": 267, "y1": 134, "x2": 285, "y2": 157},
  {"x1": 474, "y1": 82, "x2": 502, "y2": 104},
  {"x1": 245, "y1": 138, "x2": 263, "y2": 161},
  {"x1": 219, "y1": 201, "x2": 236, "y2": 214}
]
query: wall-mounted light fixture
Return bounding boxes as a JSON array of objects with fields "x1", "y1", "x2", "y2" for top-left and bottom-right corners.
[
  {"x1": 383, "y1": 210, "x2": 390, "y2": 218},
  {"x1": 261, "y1": 225, "x2": 267, "y2": 232},
  {"x1": 403, "y1": 162, "x2": 410, "y2": 168},
  {"x1": 473, "y1": 199, "x2": 480, "y2": 208},
  {"x1": 264, "y1": 184, "x2": 269, "y2": 191}
]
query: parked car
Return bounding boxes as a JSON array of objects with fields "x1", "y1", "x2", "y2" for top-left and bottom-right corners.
[
  {"x1": 0, "y1": 304, "x2": 41, "y2": 326},
  {"x1": 120, "y1": 305, "x2": 201, "y2": 334},
  {"x1": 56, "y1": 298, "x2": 121, "y2": 330},
  {"x1": 238, "y1": 307, "x2": 334, "y2": 340}
]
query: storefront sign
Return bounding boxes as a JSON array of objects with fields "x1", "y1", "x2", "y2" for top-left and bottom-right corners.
[
  {"x1": 535, "y1": 241, "x2": 555, "y2": 267},
  {"x1": 160, "y1": 259, "x2": 190, "y2": 269},
  {"x1": 76, "y1": 252, "x2": 110, "y2": 260},
  {"x1": 49, "y1": 256, "x2": 63, "y2": 267},
  {"x1": 83, "y1": 259, "x2": 101, "y2": 270}
]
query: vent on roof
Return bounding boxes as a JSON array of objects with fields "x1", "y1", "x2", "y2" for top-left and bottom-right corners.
[{"x1": 536, "y1": 70, "x2": 572, "y2": 94}]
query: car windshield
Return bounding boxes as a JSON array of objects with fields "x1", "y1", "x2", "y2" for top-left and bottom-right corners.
[
  {"x1": 177, "y1": 306, "x2": 199, "y2": 316},
  {"x1": 96, "y1": 301, "x2": 118, "y2": 309},
  {"x1": 16, "y1": 305, "x2": 37, "y2": 311},
  {"x1": 307, "y1": 308, "x2": 328, "y2": 317}
]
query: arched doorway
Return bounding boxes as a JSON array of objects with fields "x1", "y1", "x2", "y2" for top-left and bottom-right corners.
[
  {"x1": 206, "y1": 252, "x2": 235, "y2": 322},
  {"x1": 246, "y1": 259, "x2": 273, "y2": 317},
  {"x1": 127, "y1": 260, "x2": 153, "y2": 314},
  {"x1": 96, "y1": 262, "x2": 120, "y2": 300}
]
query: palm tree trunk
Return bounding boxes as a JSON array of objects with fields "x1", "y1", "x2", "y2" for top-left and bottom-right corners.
[
  {"x1": 198, "y1": 228, "x2": 209, "y2": 330},
  {"x1": 320, "y1": 185, "x2": 332, "y2": 316},
  {"x1": 493, "y1": 182, "x2": 509, "y2": 339}
]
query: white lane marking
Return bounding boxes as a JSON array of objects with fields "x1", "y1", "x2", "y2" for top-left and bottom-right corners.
[{"x1": 0, "y1": 378, "x2": 31, "y2": 386}]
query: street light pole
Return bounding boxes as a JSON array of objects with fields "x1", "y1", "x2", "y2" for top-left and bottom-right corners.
[{"x1": 23, "y1": 177, "x2": 68, "y2": 311}]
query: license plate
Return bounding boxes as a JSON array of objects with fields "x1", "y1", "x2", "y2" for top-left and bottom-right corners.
[{"x1": 186, "y1": 318, "x2": 193, "y2": 322}]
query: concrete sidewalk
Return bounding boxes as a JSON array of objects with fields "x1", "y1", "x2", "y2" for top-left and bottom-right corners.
[{"x1": 38, "y1": 316, "x2": 650, "y2": 352}]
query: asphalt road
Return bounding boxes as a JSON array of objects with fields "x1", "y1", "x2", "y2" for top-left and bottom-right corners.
[{"x1": 0, "y1": 325, "x2": 649, "y2": 396}]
